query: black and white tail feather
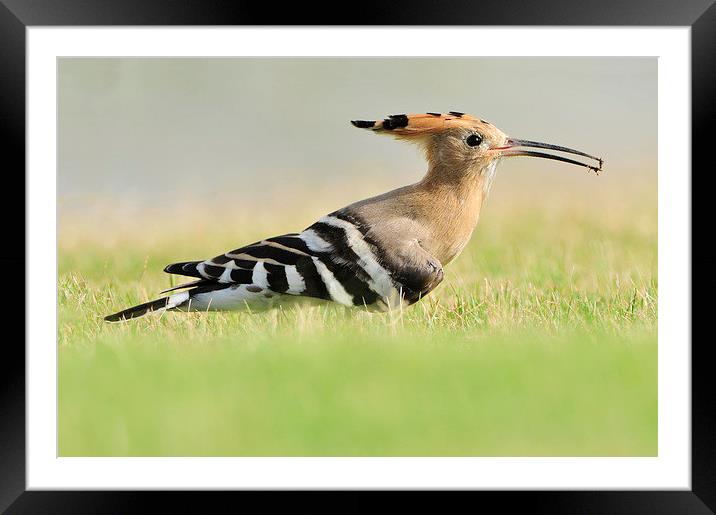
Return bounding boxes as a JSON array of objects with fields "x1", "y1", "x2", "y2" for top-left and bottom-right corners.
[{"x1": 104, "y1": 211, "x2": 444, "y2": 322}]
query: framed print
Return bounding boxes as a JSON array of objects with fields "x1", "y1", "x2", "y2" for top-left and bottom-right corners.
[{"x1": 1, "y1": 0, "x2": 709, "y2": 512}]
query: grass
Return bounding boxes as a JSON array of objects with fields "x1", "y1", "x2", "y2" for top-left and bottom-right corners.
[{"x1": 58, "y1": 187, "x2": 657, "y2": 456}]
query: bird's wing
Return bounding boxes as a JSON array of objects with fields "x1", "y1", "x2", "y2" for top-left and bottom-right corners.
[
  {"x1": 163, "y1": 212, "x2": 443, "y2": 308},
  {"x1": 164, "y1": 224, "x2": 396, "y2": 307},
  {"x1": 163, "y1": 233, "x2": 334, "y2": 300}
]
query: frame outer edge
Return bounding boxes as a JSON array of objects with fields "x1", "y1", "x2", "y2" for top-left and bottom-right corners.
[
  {"x1": 0, "y1": 0, "x2": 27, "y2": 513},
  {"x1": 2, "y1": 0, "x2": 711, "y2": 511},
  {"x1": 0, "y1": 0, "x2": 714, "y2": 25},
  {"x1": 691, "y1": 1, "x2": 716, "y2": 513}
]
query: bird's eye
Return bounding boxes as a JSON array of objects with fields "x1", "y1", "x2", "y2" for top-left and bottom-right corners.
[{"x1": 466, "y1": 134, "x2": 483, "y2": 147}]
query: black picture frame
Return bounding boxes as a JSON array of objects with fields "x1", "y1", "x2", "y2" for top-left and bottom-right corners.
[{"x1": 1, "y1": 1, "x2": 707, "y2": 512}]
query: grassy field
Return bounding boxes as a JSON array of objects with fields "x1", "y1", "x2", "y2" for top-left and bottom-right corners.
[{"x1": 58, "y1": 185, "x2": 657, "y2": 456}]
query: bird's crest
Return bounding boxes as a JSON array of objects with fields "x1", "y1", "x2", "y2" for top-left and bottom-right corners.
[{"x1": 351, "y1": 112, "x2": 493, "y2": 138}]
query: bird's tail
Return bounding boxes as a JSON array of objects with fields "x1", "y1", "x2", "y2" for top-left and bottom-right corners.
[
  {"x1": 104, "y1": 298, "x2": 171, "y2": 322},
  {"x1": 104, "y1": 291, "x2": 190, "y2": 322}
]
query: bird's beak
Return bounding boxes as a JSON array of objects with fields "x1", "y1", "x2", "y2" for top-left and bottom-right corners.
[{"x1": 494, "y1": 138, "x2": 603, "y2": 173}]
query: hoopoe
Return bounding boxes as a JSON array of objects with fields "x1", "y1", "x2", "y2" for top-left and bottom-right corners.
[{"x1": 105, "y1": 112, "x2": 602, "y2": 322}]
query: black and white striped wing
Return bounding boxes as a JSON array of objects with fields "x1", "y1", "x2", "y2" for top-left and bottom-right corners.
[
  {"x1": 164, "y1": 234, "x2": 331, "y2": 301},
  {"x1": 164, "y1": 213, "x2": 442, "y2": 310}
]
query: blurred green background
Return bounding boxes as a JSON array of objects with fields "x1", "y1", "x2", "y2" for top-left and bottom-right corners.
[{"x1": 58, "y1": 58, "x2": 657, "y2": 456}]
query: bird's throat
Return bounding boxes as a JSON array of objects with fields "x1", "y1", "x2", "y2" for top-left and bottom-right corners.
[{"x1": 415, "y1": 165, "x2": 490, "y2": 264}]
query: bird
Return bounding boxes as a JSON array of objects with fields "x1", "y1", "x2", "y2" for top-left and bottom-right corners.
[{"x1": 105, "y1": 112, "x2": 602, "y2": 322}]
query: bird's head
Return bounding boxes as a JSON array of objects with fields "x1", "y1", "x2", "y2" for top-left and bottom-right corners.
[{"x1": 351, "y1": 112, "x2": 602, "y2": 192}]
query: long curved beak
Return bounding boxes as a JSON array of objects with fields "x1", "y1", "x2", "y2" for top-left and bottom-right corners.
[{"x1": 495, "y1": 138, "x2": 603, "y2": 174}]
